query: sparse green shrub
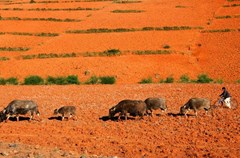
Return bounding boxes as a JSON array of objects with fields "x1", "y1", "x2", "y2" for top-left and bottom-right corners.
[
  {"x1": 66, "y1": 75, "x2": 80, "y2": 84},
  {"x1": 30, "y1": 0, "x2": 35, "y2": 3},
  {"x1": 237, "y1": 79, "x2": 240, "y2": 83},
  {"x1": 139, "y1": 77, "x2": 153, "y2": 84},
  {"x1": 176, "y1": 5, "x2": 187, "y2": 8},
  {"x1": 46, "y1": 76, "x2": 56, "y2": 85},
  {"x1": 84, "y1": 70, "x2": 90, "y2": 76},
  {"x1": 99, "y1": 76, "x2": 116, "y2": 84},
  {"x1": 142, "y1": 27, "x2": 154, "y2": 31},
  {"x1": 85, "y1": 75, "x2": 99, "y2": 84},
  {"x1": 0, "y1": 78, "x2": 6, "y2": 85},
  {"x1": 165, "y1": 76, "x2": 174, "y2": 83},
  {"x1": 163, "y1": 44, "x2": 170, "y2": 49},
  {"x1": 196, "y1": 74, "x2": 213, "y2": 83},
  {"x1": 111, "y1": 10, "x2": 144, "y2": 13},
  {"x1": 24, "y1": 75, "x2": 44, "y2": 85},
  {"x1": 103, "y1": 49, "x2": 121, "y2": 56},
  {"x1": 215, "y1": 79, "x2": 223, "y2": 84},
  {"x1": 6, "y1": 77, "x2": 18, "y2": 85},
  {"x1": 0, "y1": 57, "x2": 9, "y2": 61},
  {"x1": 54, "y1": 77, "x2": 67, "y2": 85},
  {"x1": 159, "y1": 76, "x2": 174, "y2": 83},
  {"x1": 179, "y1": 74, "x2": 190, "y2": 83},
  {"x1": 0, "y1": 47, "x2": 30, "y2": 52},
  {"x1": 133, "y1": 50, "x2": 172, "y2": 55}
]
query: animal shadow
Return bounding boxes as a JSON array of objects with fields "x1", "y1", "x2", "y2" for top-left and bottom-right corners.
[
  {"x1": 167, "y1": 112, "x2": 195, "y2": 117},
  {"x1": 48, "y1": 116, "x2": 62, "y2": 121},
  {"x1": 7, "y1": 117, "x2": 30, "y2": 122},
  {"x1": 99, "y1": 115, "x2": 135, "y2": 122}
]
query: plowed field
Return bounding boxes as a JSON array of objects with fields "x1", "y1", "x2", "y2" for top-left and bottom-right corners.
[{"x1": 0, "y1": 84, "x2": 239, "y2": 157}]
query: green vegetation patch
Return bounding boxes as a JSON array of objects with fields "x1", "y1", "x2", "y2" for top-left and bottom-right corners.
[
  {"x1": 223, "y1": 4, "x2": 240, "y2": 7},
  {"x1": 139, "y1": 77, "x2": 153, "y2": 84},
  {"x1": 175, "y1": 5, "x2": 188, "y2": 8},
  {"x1": 28, "y1": 7, "x2": 99, "y2": 11},
  {"x1": 24, "y1": 75, "x2": 44, "y2": 85},
  {"x1": 215, "y1": 15, "x2": 240, "y2": 19},
  {"x1": 66, "y1": 26, "x2": 203, "y2": 34},
  {"x1": 0, "y1": 32, "x2": 59, "y2": 37},
  {"x1": 99, "y1": 76, "x2": 116, "y2": 84},
  {"x1": 195, "y1": 74, "x2": 213, "y2": 83},
  {"x1": 113, "y1": 0, "x2": 142, "y2": 3},
  {"x1": 201, "y1": 29, "x2": 235, "y2": 33},
  {"x1": 0, "y1": 77, "x2": 18, "y2": 85},
  {"x1": 0, "y1": 17, "x2": 81, "y2": 22},
  {"x1": 85, "y1": 75, "x2": 116, "y2": 84},
  {"x1": 111, "y1": 10, "x2": 144, "y2": 13},
  {"x1": 0, "y1": 47, "x2": 30, "y2": 52},
  {"x1": 0, "y1": 57, "x2": 10, "y2": 61},
  {"x1": 179, "y1": 74, "x2": 190, "y2": 83},
  {"x1": 133, "y1": 50, "x2": 172, "y2": 55},
  {"x1": 47, "y1": 75, "x2": 80, "y2": 85},
  {"x1": 83, "y1": 49, "x2": 121, "y2": 57},
  {"x1": 22, "y1": 53, "x2": 77, "y2": 59}
]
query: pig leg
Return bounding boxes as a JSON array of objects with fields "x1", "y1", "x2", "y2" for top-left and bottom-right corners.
[
  {"x1": 16, "y1": 114, "x2": 20, "y2": 121},
  {"x1": 5, "y1": 114, "x2": 10, "y2": 122},
  {"x1": 194, "y1": 109, "x2": 198, "y2": 117}
]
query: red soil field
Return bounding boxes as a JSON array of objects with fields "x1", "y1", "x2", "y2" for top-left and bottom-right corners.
[
  {"x1": 0, "y1": 84, "x2": 239, "y2": 157},
  {"x1": 0, "y1": 0, "x2": 239, "y2": 83},
  {"x1": 0, "y1": 0, "x2": 239, "y2": 157}
]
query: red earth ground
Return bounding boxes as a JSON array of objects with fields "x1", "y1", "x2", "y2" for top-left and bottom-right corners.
[
  {"x1": 0, "y1": 0, "x2": 239, "y2": 83},
  {"x1": 0, "y1": 0, "x2": 240, "y2": 157},
  {"x1": 0, "y1": 84, "x2": 239, "y2": 157}
]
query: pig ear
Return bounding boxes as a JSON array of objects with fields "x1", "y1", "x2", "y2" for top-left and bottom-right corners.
[{"x1": 111, "y1": 106, "x2": 116, "y2": 111}]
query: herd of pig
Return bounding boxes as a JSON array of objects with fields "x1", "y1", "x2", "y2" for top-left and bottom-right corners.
[{"x1": 0, "y1": 97, "x2": 212, "y2": 122}]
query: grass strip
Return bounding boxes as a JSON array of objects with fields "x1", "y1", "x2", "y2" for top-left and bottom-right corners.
[
  {"x1": 113, "y1": 0, "x2": 142, "y2": 3},
  {"x1": 66, "y1": 26, "x2": 203, "y2": 34},
  {"x1": 215, "y1": 15, "x2": 240, "y2": 19},
  {"x1": 0, "y1": 47, "x2": 30, "y2": 52},
  {"x1": 0, "y1": 17, "x2": 81, "y2": 22},
  {"x1": 111, "y1": 10, "x2": 144, "y2": 13},
  {"x1": 0, "y1": 32, "x2": 59, "y2": 37},
  {"x1": 133, "y1": 50, "x2": 172, "y2": 55},
  {"x1": 0, "y1": 7, "x2": 99, "y2": 11},
  {"x1": 22, "y1": 53, "x2": 77, "y2": 59},
  {"x1": 223, "y1": 4, "x2": 240, "y2": 7},
  {"x1": 201, "y1": 29, "x2": 235, "y2": 33},
  {"x1": 0, "y1": 57, "x2": 10, "y2": 61}
]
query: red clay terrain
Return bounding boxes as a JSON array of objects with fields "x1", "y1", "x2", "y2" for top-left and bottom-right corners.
[
  {"x1": 0, "y1": 0, "x2": 239, "y2": 83},
  {"x1": 0, "y1": 84, "x2": 239, "y2": 157},
  {"x1": 0, "y1": 0, "x2": 240, "y2": 157}
]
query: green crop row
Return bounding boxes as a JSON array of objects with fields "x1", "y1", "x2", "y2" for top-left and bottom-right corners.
[
  {"x1": 215, "y1": 15, "x2": 240, "y2": 19},
  {"x1": 3, "y1": 0, "x2": 113, "y2": 5},
  {"x1": 0, "y1": 32, "x2": 59, "y2": 37},
  {"x1": 20, "y1": 49, "x2": 172, "y2": 59},
  {"x1": 113, "y1": 0, "x2": 142, "y2": 3},
  {"x1": 0, "y1": 17, "x2": 81, "y2": 22},
  {"x1": 201, "y1": 29, "x2": 236, "y2": 33},
  {"x1": 0, "y1": 47, "x2": 30, "y2": 52},
  {"x1": 111, "y1": 10, "x2": 144, "y2": 13},
  {"x1": 223, "y1": 4, "x2": 240, "y2": 7},
  {"x1": 0, "y1": 75, "x2": 116, "y2": 85},
  {"x1": 0, "y1": 57, "x2": 10, "y2": 61},
  {"x1": 132, "y1": 50, "x2": 172, "y2": 55},
  {"x1": 139, "y1": 74, "x2": 228, "y2": 84},
  {"x1": 22, "y1": 53, "x2": 77, "y2": 59},
  {"x1": 66, "y1": 26, "x2": 204, "y2": 34},
  {"x1": 0, "y1": 7, "x2": 99, "y2": 11}
]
